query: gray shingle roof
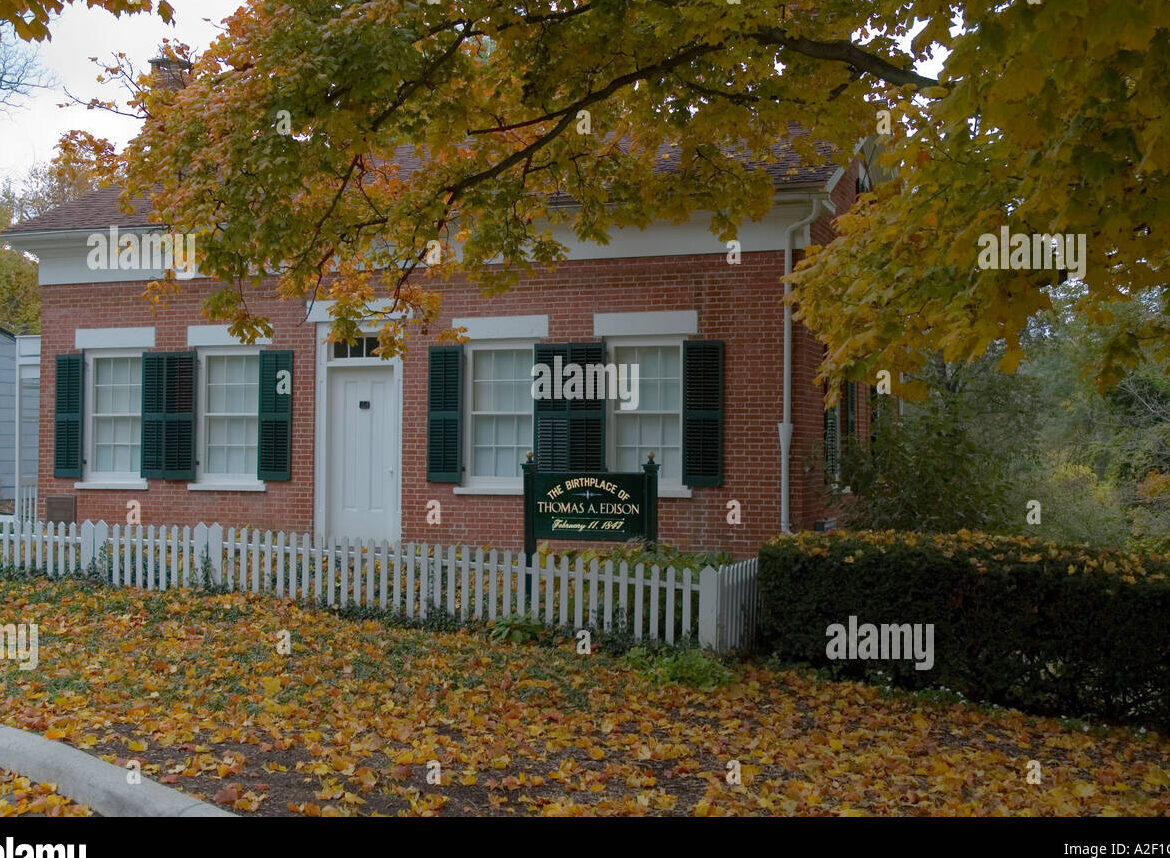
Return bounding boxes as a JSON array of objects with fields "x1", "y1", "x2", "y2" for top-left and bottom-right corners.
[
  {"x1": 3, "y1": 186, "x2": 153, "y2": 235},
  {"x1": 3, "y1": 136, "x2": 836, "y2": 236}
]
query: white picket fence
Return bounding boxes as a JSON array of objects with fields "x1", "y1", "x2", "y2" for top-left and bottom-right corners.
[
  {"x1": 15, "y1": 485, "x2": 36, "y2": 523},
  {"x1": 0, "y1": 519, "x2": 759, "y2": 652}
]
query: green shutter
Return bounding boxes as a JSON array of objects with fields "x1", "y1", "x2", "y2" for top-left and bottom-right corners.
[
  {"x1": 427, "y1": 346, "x2": 463, "y2": 482},
  {"x1": 258, "y1": 350, "x2": 293, "y2": 481},
  {"x1": 141, "y1": 352, "x2": 197, "y2": 480},
  {"x1": 682, "y1": 340, "x2": 724, "y2": 486},
  {"x1": 534, "y1": 342, "x2": 605, "y2": 472},
  {"x1": 843, "y1": 381, "x2": 857, "y2": 436},
  {"x1": 824, "y1": 402, "x2": 839, "y2": 483},
  {"x1": 54, "y1": 353, "x2": 84, "y2": 479}
]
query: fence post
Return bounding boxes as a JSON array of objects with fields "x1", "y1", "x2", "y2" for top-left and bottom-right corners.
[
  {"x1": 195, "y1": 523, "x2": 223, "y2": 586},
  {"x1": 80, "y1": 520, "x2": 95, "y2": 573},
  {"x1": 91, "y1": 520, "x2": 109, "y2": 579},
  {"x1": 698, "y1": 564, "x2": 720, "y2": 652}
]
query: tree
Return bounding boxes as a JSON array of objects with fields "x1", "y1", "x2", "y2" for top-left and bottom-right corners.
[
  {"x1": 0, "y1": 200, "x2": 40, "y2": 334},
  {"x1": 0, "y1": 130, "x2": 117, "y2": 220},
  {"x1": 0, "y1": 132, "x2": 115, "y2": 333},
  {"x1": 834, "y1": 351, "x2": 1045, "y2": 535},
  {"x1": 114, "y1": 0, "x2": 937, "y2": 352},
  {"x1": 0, "y1": 22, "x2": 49, "y2": 110},
  {"x1": 787, "y1": 0, "x2": 1170, "y2": 394},
  {"x1": 2, "y1": 1, "x2": 172, "y2": 42},
  {"x1": 108, "y1": 0, "x2": 1170, "y2": 378}
]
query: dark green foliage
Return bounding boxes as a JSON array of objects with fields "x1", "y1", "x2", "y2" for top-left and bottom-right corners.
[
  {"x1": 834, "y1": 352, "x2": 1043, "y2": 534},
  {"x1": 757, "y1": 532, "x2": 1170, "y2": 728}
]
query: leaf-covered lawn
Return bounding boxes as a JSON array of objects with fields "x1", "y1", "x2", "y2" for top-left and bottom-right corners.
[
  {"x1": 0, "y1": 768, "x2": 92, "y2": 817},
  {"x1": 1, "y1": 578, "x2": 1167, "y2": 816}
]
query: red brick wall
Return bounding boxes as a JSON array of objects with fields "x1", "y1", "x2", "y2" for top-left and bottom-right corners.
[
  {"x1": 37, "y1": 281, "x2": 317, "y2": 532},
  {"x1": 400, "y1": 249, "x2": 838, "y2": 556},
  {"x1": 37, "y1": 170, "x2": 859, "y2": 554}
]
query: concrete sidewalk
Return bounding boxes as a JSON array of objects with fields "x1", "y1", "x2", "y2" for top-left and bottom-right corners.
[{"x1": 0, "y1": 726, "x2": 235, "y2": 817}]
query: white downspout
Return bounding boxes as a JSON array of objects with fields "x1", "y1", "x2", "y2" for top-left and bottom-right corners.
[{"x1": 781, "y1": 195, "x2": 830, "y2": 533}]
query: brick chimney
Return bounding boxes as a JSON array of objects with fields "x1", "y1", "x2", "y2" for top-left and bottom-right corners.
[{"x1": 147, "y1": 55, "x2": 192, "y2": 91}]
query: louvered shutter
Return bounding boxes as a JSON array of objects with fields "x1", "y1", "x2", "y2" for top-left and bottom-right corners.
[
  {"x1": 682, "y1": 340, "x2": 724, "y2": 486},
  {"x1": 257, "y1": 350, "x2": 293, "y2": 481},
  {"x1": 534, "y1": 342, "x2": 605, "y2": 472},
  {"x1": 843, "y1": 381, "x2": 857, "y2": 436},
  {"x1": 54, "y1": 354, "x2": 84, "y2": 478},
  {"x1": 427, "y1": 346, "x2": 463, "y2": 482},
  {"x1": 141, "y1": 352, "x2": 197, "y2": 480},
  {"x1": 824, "y1": 403, "x2": 839, "y2": 483}
]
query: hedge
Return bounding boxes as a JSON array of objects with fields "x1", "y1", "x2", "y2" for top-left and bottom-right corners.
[{"x1": 757, "y1": 531, "x2": 1170, "y2": 728}]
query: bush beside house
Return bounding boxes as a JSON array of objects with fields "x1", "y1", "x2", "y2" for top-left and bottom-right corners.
[{"x1": 757, "y1": 531, "x2": 1170, "y2": 728}]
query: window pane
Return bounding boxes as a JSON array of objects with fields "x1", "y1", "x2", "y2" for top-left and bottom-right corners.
[
  {"x1": 468, "y1": 350, "x2": 532, "y2": 479},
  {"x1": 473, "y1": 417, "x2": 492, "y2": 446},
  {"x1": 609, "y1": 346, "x2": 682, "y2": 484},
  {"x1": 616, "y1": 416, "x2": 637, "y2": 445},
  {"x1": 617, "y1": 448, "x2": 637, "y2": 472},
  {"x1": 95, "y1": 446, "x2": 113, "y2": 471}
]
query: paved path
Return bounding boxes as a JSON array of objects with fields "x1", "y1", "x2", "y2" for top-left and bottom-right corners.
[{"x1": 0, "y1": 726, "x2": 234, "y2": 817}]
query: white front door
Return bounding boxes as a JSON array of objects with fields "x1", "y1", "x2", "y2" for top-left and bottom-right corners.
[{"x1": 327, "y1": 366, "x2": 397, "y2": 539}]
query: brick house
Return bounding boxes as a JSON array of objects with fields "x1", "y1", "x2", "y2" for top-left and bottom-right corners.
[{"x1": 1, "y1": 147, "x2": 871, "y2": 557}]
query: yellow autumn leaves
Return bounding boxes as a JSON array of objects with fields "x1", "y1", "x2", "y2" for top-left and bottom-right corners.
[{"x1": 0, "y1": 577, "x2": 1167, "y2": 816}]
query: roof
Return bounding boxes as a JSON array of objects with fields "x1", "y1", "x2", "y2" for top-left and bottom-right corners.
[
  {"x1": 2, "y1": 136, "x2": 837, "y2": 236},
  {"x1": 3, "y1": 186, "x2": 154, "y2": 235}
]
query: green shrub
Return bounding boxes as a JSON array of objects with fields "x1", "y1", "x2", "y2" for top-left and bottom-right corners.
[
  {"x1": 487, "y1": 615, "x2": 549, "y2": 645},
  {"x1": 623, "y1": 646, "x2": 735, "y2": 690},
  {"x1": 757, "y1": 530, "x2": 1170, "y2": 728}
]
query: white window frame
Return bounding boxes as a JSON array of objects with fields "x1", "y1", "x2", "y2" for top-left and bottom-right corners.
[
  {"x1": 605, "y1": 334, "x2": 690, "y2": 498},
  {"x1": 454, "y1": 338, "x2": 536, "y2": 496},
  {"x1": 75, "y1": 348, "x2": 148, "y2": 490},
  {"x1": 189, "y1": 346, "x2": 266, "y2": 492}
]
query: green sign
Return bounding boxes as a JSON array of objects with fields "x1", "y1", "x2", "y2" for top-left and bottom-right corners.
[
  {"x1": 522, "y1": 455, "x2": 659, "y2": 555},
  {"x1": 533, "y1": 473, "x2": 646, "y2": 540}
]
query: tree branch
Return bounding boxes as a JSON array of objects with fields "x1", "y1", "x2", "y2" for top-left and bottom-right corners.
[{"x1": 753, "y1": 27, "x2": 939, "y2": 90}]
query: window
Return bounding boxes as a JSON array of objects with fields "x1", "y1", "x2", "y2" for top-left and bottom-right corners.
[
  {"x1": 612, "y1": 343, "x2": 682, "y2": 485},
  {"x1": 469, "y1": 347, "x2": 532, "y2": 481},
  {"x1": 428, "y1": 336, "x2": 722, "y2": 493},
  {"x1": 202, "y1": 352, "x2": 259, "y2": 479},
  {"x1": 333, "y1": 336, "x2": 382, "y2": 359},
  {"x1": 89, "y1": 354, "x2": 141, "y2": 477}
]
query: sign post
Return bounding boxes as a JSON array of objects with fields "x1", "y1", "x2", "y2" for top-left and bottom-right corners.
[{"x1": 522, "y1": 452, "x2": 659, "y2": 558}]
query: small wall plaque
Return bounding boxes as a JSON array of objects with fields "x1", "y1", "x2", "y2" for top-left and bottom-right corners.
[{"x1": 45, "y1": 495, "x2": 76, "y2": 524}]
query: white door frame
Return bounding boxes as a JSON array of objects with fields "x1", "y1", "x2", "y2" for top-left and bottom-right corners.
[{"x1": 313, "y1": 323, "x2": 403, "y2": 542}]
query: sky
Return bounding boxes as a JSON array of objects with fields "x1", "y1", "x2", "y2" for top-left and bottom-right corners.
[{"x1": 0, "y1": 0, "x2": 242, "y2": 184}]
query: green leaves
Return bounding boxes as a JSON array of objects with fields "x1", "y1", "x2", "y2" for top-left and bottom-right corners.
[
  {"x1": 117, "y1": 0, "x2": 949, "y2": 353},
  {"x1": 2, "y1": 0, "x2": 172, "y2": 42}
]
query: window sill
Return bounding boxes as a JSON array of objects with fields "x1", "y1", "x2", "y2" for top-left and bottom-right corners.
[
  {"x1": 452, "y1": 485, "x2": 524, "y2": 496},
  {"x1": 658, "y1": 486, "x2": 692, "y2": 499},
  {"x1": 74, "y1": 480, "x2": 148, "y2": 491},
  {"x1": 187, "y1": 481, "x2": 267, "y2": 492}
]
